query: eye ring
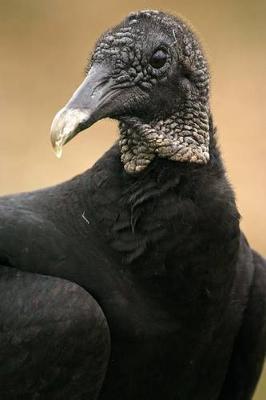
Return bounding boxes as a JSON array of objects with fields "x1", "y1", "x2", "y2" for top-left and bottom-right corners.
[{"x1": 149, "y1": 48, "x2": 168, "y2": 69}]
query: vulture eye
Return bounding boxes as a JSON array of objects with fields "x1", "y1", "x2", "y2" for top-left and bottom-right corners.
[{"x1": 149, "y1": 49, "x2": 168, "y2": 69}]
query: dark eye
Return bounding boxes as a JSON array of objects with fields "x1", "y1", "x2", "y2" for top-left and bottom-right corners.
[{"x1": 149, "y1": 49, "x2": 167, "y2": 69}]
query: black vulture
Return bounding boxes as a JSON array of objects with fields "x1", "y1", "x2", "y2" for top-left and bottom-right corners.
[{"x1": 0, "y1": 9, "x2": 266, "y2": 400}]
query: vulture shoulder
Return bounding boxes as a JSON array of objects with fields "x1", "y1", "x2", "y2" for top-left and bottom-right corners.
[{"x1": 0, "y1": 266, "x2": 110, "y2": 400}]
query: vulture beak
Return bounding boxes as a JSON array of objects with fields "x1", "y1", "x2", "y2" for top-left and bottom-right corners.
[{"x1": 50, "y1": 64, "x2": 114, "y2": 158}]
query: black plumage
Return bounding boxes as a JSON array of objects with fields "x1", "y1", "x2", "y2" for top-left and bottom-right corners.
[{"x1": 0, "y1": 10, "x2": 266, "y2": 400}]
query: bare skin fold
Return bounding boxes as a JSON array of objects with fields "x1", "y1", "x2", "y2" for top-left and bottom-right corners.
[{"x1": 0, "y1": 10, "x2": 265, "y2": 400}]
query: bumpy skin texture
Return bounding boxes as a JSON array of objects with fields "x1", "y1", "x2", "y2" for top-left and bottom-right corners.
[
  {"x1": 1, "y1": 9, "x2": 266, "y2": 400},
  {"x1": 91, "y1": 10, "x2": 210, "y2": 173}
]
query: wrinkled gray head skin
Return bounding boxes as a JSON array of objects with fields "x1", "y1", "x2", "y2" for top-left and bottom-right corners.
[{"x1": 51, "y1": 10, "x2": 210, "y2": 173}]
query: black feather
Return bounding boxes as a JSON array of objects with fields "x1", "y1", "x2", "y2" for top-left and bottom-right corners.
[{"x1": 0, "y1": 9, "x2": 265, "y2": 400}]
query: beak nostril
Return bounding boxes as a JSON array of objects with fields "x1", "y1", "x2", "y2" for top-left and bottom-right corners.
[{"x1": 91, "y1": 78, "x2": 110, "y2": 98}]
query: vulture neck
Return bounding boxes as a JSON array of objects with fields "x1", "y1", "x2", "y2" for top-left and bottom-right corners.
[
  {"x1": 118, "y1": 100, "x2": 210, "y2": 175},
  {"x1": 86, "y1": 118, "x2": 239, "y2": 273}
]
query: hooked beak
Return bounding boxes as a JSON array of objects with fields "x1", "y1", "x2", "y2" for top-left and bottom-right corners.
[{"x1": 50, "y1": 64, "x2": 114, "y2": 158}]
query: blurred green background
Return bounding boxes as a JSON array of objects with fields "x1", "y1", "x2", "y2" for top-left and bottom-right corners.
[{"x1": 0, "y1": 0, "x2": 265, "y2": 397}]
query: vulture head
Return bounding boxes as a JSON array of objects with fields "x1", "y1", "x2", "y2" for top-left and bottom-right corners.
[{"x1": 51, "y1": 10, "x2": 210, "y2": 173}]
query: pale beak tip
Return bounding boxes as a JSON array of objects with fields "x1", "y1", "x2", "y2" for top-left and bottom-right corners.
[
  {"x1": 50, "y1": 107, "x2": 71, "y2": 159},
  {"x1": 50, "y1": 107, "x2": 91, "y2": 159},
  {"x1": 54, "y1": 144, "x2": 63, "y2": 159},
  {"x1": 50, "y1": 132, "x2": 64, "y2": 160}
]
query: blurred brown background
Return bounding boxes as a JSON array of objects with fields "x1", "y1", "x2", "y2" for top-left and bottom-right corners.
[{"x1": 0, "y1": 0, "x2": 265, "y2": 397}]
